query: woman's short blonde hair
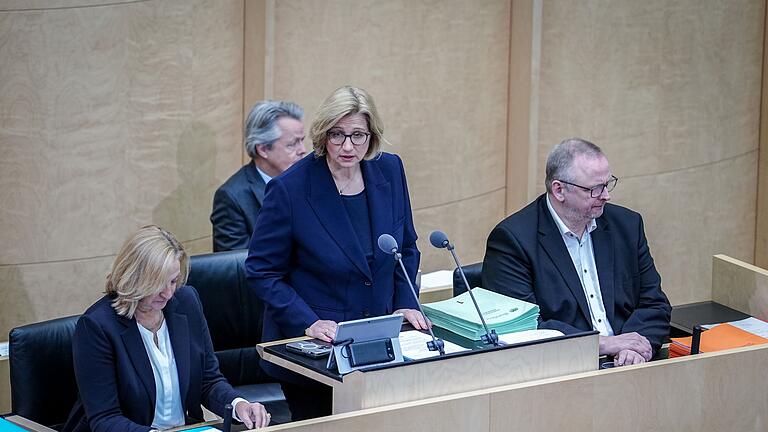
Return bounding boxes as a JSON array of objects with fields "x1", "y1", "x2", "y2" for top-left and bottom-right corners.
[
  {"x1": 106, "y1": 225, "x2": 188, "y2": 318},
  {"x1": 310, "y1": 86, "x2": 386, "y2": 160}
]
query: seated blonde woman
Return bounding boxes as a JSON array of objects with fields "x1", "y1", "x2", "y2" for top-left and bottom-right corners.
[{"x1": 63, "y1": 225, "x2": 270, "y2": 432}]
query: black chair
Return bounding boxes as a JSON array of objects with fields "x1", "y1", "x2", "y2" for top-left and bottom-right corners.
[
  {"x1": 187, "y1": 249, "x2": 289, "y2": 422},
  {"x1": 452, "y1": 262, "x2": 483, "y2": 296},
  {"x1": 9, "y1": 315, "x2": 80, "y2": 430}
]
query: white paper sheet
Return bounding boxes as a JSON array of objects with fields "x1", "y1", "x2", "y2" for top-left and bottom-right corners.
[{"x1": 399, "y1": 330, "x2": 468, "y2": 360}]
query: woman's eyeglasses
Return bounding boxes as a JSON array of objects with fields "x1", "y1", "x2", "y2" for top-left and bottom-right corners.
[{"x1": 327, "y1": 131, "x2": 370, "y2": 146}]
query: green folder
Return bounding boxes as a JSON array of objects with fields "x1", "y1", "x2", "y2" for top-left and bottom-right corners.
[{"x1": 423, "y1": 288, "x2": 540, "y2": 340}]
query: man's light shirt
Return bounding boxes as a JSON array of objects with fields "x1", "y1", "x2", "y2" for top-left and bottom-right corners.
[{"x1": 546, "y1": 195, "x2": 614, "y2": 336}]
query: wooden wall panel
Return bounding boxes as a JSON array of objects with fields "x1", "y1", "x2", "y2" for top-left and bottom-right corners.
[
  {"x1": 0, "y1": 0, "x2": 244, "y2": 337},
  {"x1": 252, "y1": 0, "x2": 511, "y2": 272},
  {"x1": 532, "y1": 0, "x2": 764, "y2": 304},
  {"x1": 506, "y1": 0, "x2": 535, "y2": 214},
  {"x1": 0, "y1": 358, "x2": 9, "y2": 414},
  {"x1": 243, "y1": 0, "x2": 267, "y2": 165},
  {"x1": 620, "y1": 154, "x2": 757, "y2": 304},
  {"x1": 0, "y1": 0, "x2": 137, "y2": 11},
  {"x1": 0, "y1": 258, "x2": 110, "y2": 335},
  {"x1": 758, "y1": 0, "x2": 768, "y2": 270},
  {"x1": 413, "y1": 189, "x2": 506, "y2": 272},
  {"x1": 712, "y1": 254, "x2": 768, "y2": 320},
  {"x1": 4, "y1": 0, "x2": 766, "y2": 335}
]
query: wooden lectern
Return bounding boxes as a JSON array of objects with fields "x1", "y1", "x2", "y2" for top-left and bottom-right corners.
[{"x1": 258, "y1": 330, "x2": 598, "y2": 414}]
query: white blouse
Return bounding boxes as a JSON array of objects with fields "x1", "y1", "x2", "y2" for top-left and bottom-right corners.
[{"x1": 137, "y1": 320, "x2": 185, "y2": 430}]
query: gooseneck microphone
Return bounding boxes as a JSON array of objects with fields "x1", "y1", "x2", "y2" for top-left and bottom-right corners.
[
  {"x1": 378, "y1": 234, "x2": 445, "y2": 355},
  {"x1": 222, "y1": 403, "x2": 233, "y2": 432},
  {"x1": 429, "y1": 230, "x2": 499, "y2": 346}
]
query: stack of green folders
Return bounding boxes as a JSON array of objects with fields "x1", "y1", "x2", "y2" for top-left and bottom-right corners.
[{"x1": 422, "y1": 288, "x2": 539, "y2": 340}]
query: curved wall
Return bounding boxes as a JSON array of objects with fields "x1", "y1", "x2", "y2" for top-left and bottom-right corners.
[
  {"x1": 2, "y1": 0, "x2": 766, "y2": 338},
  {"x1": 0, "y1": 0, "x2": 244, "y2": 336}
]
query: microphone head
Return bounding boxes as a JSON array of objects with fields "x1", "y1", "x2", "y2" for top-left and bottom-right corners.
[
  {"x1": 429, "y1": 230, "x2": 450, "y2": 249},
  {"x1": 377, "y1": 234, "x2": 399, "y2": 254}
]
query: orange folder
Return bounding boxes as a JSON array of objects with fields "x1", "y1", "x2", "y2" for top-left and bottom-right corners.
[{"x1": 669, "y1": 323, "x2": 768, "y2": 357}]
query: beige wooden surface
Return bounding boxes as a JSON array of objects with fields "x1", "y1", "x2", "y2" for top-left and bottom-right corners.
[
  {"x1": 259, "y1": 332, "x2": 597, "y2": 414},
  {"x1": 758, "y1": 0, "x2": 768, "y2": 271},
  {"x1": 0, "y1": 0, "x2": 245, "y2": 338},
  {"x1": 487, "y1": 344, "x2": 768, "y2": 432},
  {"x1": 0, "y1": 356, "x2": 9, "y2": 414},
  {"x1": 254, "y1": 343, "x2": 768, "y2": 432},
  {"x1": 243, "y1": 0, "x2": 267, "y2": 145},
  {"x1": 712, "y1": 254, "x2": 768, "y2": 321},
  {"x1": 418, "y1": 285, "x2": 453, "y2": 304},
  {"x1": 755, "y1": 2, "x2": 768, "y2": 268},
  {"x1": 506, "y1": 0, "x2": 535, "y2": 212}
]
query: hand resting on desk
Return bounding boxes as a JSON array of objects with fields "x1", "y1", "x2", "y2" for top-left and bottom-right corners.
[
  {"x1": 307, "y1": 310, "x2": 432, "y2": 343},
  {"x1": 613, "y1": 348, "x2": 646, "y2": 366},
  {"x1": 395, "y1": 308, "x2": 432, "y2": 330},
  {"x1": 599, "y1": 332, "x2": 652, "y2": 366},
  {"x1": 235, "y1": 400, "x2": 271, "y2": 429},
  {"x1": 306, "y1": 319, "x2": 338, "y2": 342}
]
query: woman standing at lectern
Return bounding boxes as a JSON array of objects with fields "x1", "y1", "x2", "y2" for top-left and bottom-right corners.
[{"x1": 246, "y1": 85, "x2": 430, "y2": 420}]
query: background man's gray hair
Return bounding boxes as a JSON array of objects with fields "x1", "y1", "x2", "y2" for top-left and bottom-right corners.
[
  {"x1": 545, "y1": 137, "x2": 604, "y2": 193},
  {"x1": 244, "y1": 100, "x2": 304, "y2": 159}
]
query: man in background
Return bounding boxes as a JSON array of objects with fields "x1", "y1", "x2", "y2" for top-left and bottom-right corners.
[
  {"x1": 482, "y1": 137, "x2": 670, "y2": 366},
  {"x1": 211, "y1": 101, "x2": 306, "y2": 251}
]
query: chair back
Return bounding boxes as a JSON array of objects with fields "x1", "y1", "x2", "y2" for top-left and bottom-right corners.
[
  {"x1": 9, "y1": 315, "x2": 80, "y2": 429},
  {"x1": 452, "y1": 262, "x2": 484, "y2": 296},
  {"x1": 187, "y1": 249, "x2": 269, "y2": 385}
]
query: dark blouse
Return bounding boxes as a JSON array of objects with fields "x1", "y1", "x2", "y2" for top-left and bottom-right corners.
[{"x1": 341, "y1": 190, "x2": 373, "y2": 269}]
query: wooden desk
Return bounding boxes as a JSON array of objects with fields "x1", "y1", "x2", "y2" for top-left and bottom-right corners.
[
  {"x1": 253, "y1": 255, "x2": 768, "y2": 431},
  {"x1": 256, "y1": 342, "x2": 768, "y2": 432},
  {"x1": 712, "y1": 254, "x2": 768, "y2": 321},
  {"x1": 258, "y1": 331, "x2": 598, "y2": 414},
  {"x1": 417, "y1": 284, "x2": 453, "y2": 303}
]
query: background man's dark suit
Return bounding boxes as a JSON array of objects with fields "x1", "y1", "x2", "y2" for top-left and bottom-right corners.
[
  {"x1": 482, "y1": 194, "x2": 671, "y2": 352},
  {"x1": 211, "y1": 161, "x2": 266, "y2": 252}
]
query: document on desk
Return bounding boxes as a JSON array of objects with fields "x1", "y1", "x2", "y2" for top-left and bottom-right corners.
[
  {"x1": 422, "y1": 288, "x2": 539, "y2": 340},
  {"x1": 420, "y1": 270, "x2": 454, "y2": 289},
  {"x1": 702, "y1": 317, "x2": 768, "y2": 338},
  {"x1": 669, "y1": 322, "x2": 768, "y2": 357},
  {"x1": 498, "y1": 329, "x2": 564, "y2": 346},
  {"x1": 399, "y1": 330, "x2": 469, "y2": 360}
]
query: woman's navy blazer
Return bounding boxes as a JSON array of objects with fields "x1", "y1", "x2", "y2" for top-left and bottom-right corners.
[
  {"x1": 245, "y1": 152, "x2": 420, "y2": 351},
  {"x1": 63, "y1": 286, "x2": 239, "y2": 432}
]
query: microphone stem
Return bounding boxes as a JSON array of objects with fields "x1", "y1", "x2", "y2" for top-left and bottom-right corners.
[
  {"x1": 448, "y1": 246, "x2": 497, "y2": 345},
  {"x1": 396, "y1": 256, "x2": 445, "y2": 355}
]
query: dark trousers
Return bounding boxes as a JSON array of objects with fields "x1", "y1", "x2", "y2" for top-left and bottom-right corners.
[{"x1": 280, "y1": 380, "x2": 333, "y2": 421}]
